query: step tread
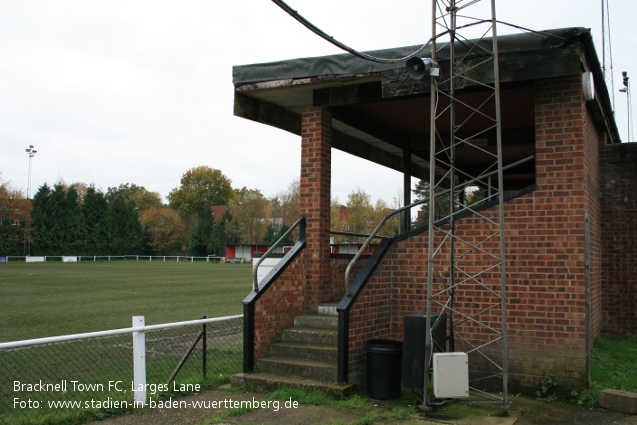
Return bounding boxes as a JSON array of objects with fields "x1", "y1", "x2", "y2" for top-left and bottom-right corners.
[
  {"x1": 259, "y1": 356, "x2": 336, "y2": 369},
  {"x1": 271, "y1": 342, "x2": 337, "y2": 351},
  {"x1": 284, "y1": 326, "x2": 338, "y2": 335}
]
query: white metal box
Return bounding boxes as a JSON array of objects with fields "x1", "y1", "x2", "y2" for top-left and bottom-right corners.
[{"x1": 433, "y1": 352, "x2": 469, "y2": 398}]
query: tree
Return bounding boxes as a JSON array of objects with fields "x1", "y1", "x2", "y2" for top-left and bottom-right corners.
[
  {"x1": 346, "y1": 188, "x2": 375, "y2": 241},
  {"x1": 82, "y1": 186, "x2": 110, "y2": 255},
  {"x1": 412, "y1": 179, "x2": 455, "y2": 227},
  {"x1": 168, "y1": 166, "x2": 234, "y2": 217},
  {"x1": 229, "y1": 187, "x2": 271, "y2": 243},
  {"x1": 60, "y1": 185, "x2": 87, "y2": 254},
  {"x1": 140, "y1": 207, "x2": 185, "y2": 255},
  {"x1": 330, "y1": 200, "x2": 349, "y2": 244},
  {"x1": 30, "y1": 183, "x2": 54, "y2": 254},
  {"x1": 108, "y1": 195, "x2": 145, "y2": 255},
  {"x1": 209, "y1": 210, "x2": 240, "y2": 257},
  {"x1": 106, "y1": 183, "x2": 163, "y2": 212},
  {"x1": 371, "y1": 198, "x2": 399, "y2": 237},
  {"x1": 0, "y1": 181, "x2": 25, "y2": 255},
  {"x1": 270, "y1": 179, "x2": 300, "y2": 227},
  {"x1": 187, "y1": 207, "x2": 215, "y2": 256}
]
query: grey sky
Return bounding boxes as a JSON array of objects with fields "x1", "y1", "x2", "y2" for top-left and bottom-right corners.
[{"x1": 1, "y1": 1, "x2": 634, "y2": 206}]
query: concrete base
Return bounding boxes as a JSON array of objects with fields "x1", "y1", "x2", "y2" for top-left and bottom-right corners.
[
  {"x1": 598, "y1": 389, "x2": 637, "y2": 414},
  {"x1": 231, "y1": 372, "x2": 355, "y2": 398}
]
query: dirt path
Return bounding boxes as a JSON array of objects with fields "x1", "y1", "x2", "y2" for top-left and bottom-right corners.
[{"x1": 84, "y1": 389, "x2": 637, "y2": 425}]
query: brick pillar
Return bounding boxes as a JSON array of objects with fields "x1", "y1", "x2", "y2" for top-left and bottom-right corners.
[{"x1": 300, "y1": 107, "x2": 332, "y2": 312}]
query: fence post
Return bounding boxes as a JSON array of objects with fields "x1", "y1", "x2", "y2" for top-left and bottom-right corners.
[
  {"x1": 132, "y1": 316, "x2": 146, "y2": 406},
  {"x1": 202, "y1": 316, "x2": 207, "y2": 380}
]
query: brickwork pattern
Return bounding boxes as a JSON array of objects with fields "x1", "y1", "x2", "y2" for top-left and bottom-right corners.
[
  {"x1": 346, "y1": 75, "x2": 600, "y2": 390},
  {"x1": 252, "y1": 252, "x2": 306, "y2": 358},
  {"x1": 600, "y1": 143, "x2": 637, "y2": 335},
  {"x1": 300, "y1": 107, "x2": 333, "y2": 312}
]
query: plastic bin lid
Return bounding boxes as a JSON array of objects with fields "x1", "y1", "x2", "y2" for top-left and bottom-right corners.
[{"x1": 366, "y1": 339, "x2": 403, "y2": 353}]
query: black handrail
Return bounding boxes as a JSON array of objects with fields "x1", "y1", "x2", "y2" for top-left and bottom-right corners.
[
  {"x1": 343, "y1": 154, "x2": 535, "y2": 295},
  {"x1": 242, "y1": 217, "x2": 306, "y2": 373},
  {"x1": 252, "y1": 217, "x2": 305, "y2": 291}
]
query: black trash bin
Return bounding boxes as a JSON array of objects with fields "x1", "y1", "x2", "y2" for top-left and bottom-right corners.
[{"x1": 366, "y1": 339, "x2": 403, "y2": 400}]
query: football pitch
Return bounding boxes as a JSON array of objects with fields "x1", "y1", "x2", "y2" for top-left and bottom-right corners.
[{"x1": 0, "y1": 261, "x2": 252, "y2": 343}]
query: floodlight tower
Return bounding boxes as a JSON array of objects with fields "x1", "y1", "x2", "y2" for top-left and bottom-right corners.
[
  {"x1": 619, "y1": 71, "x2": 634, "y2": 142},
  {"x1": 24, "y1": 145, "x2": 37, "y2": 256},
  {"x1": 415, "y1": 0, "x2": 508, "y2": 414}
]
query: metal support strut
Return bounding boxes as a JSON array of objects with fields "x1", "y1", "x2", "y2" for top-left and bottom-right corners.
[{"x1": 420, "y1": 0, "x2": 508, "y2": 414}]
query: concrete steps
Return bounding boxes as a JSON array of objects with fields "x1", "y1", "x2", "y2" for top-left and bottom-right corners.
[
  {"x1": 259, "y1": 310, "x2": 338, "y2": 381},
  {"x1": 235, "y1": 303, "x2": 352, "y2": 395}
]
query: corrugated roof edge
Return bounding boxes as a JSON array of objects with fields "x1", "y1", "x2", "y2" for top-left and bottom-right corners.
[{"x1": 232, "y1": 27, "x2": 586, "y2": 85}]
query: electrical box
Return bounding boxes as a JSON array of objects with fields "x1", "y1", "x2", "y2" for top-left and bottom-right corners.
[{"x1": 433, "y1": 352, "x2": 469, "y2": 398}]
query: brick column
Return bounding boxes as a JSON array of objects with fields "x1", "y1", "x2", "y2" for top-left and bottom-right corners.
[{"x1": 300, "y1": 107, "x2": 332, "y2": 312}]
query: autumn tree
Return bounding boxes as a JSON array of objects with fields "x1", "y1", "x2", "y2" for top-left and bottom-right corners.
[
  {"x1": 0, "y1": 181, "x2": 25, "y2": 255},
  {"x1": 265, "y1": 179, "x2": 300, "y2": 244},
  {"x1": 168, "y1": 166, "x2": 234, "y2": 217},
  {"x1": 271, "y1": 179, "x2": 300, "y2": 226},
  {"x1": 346, "y1": 188, "x2": 375, "y2": 241},
  {"x1": 330, "y1": 200, "x2": 349, "y2": 244},
  {"x1": 229, "y1": 187, "x2": 271, "y2": 243},
  {"x1": 329, "y1": 189, "x2": 398, "y2": 244},
  {"x1": 371, "y1": 198, "x2": 399, "y2": 237},
  {"x1": 140, "y1": 207, "x2": 185, "y2": 255}
]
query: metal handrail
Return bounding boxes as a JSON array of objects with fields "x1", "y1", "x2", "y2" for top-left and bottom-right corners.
[
  {"x1": 252, "y1": 217, "x2": 304, "y2": 291},
  {"x1": 344, "y1": 155, "x2": 535, "y2": 296}
]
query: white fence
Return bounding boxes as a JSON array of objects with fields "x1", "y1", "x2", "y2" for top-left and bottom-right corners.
[{"x1": 1, "y1": 315, "x2": 243, "y2": 425}]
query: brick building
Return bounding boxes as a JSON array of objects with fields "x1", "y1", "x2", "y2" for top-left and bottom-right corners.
[{"x1": 232, "y1": 27, "x2": 636, "y2": 393}]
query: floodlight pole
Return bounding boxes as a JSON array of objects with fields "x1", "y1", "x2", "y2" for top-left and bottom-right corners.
[{"x1": 24, "y1": 145, "x2": 37, "y2": 257}]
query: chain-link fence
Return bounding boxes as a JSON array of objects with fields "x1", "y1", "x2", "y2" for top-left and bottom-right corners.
[{"x1": 1, "y1": 316, "x2": 243, "y2": 425}]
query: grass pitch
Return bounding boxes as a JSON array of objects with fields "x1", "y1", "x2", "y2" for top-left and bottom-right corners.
[{"x1": 0, "y1": 260, "x2": 252, "y2": 342}]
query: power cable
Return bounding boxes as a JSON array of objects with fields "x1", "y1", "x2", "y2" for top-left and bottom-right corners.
[{"x1": 271, "y1": 0, "x2": 567, "y2": 64}]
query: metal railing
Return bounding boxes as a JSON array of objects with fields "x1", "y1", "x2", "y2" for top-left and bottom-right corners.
[
  {"x1": 344, "y1": 155, "x2": 535, "y2": 296},
  {"x1": 252, "y1": 217, "x2": 304, "y2": 291},
  {"x1": 1, "y1": 315, "x2": 243, "y2": 425}
]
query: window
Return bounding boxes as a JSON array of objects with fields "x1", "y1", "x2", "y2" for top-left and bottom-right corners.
[
  {"x1": 15, "y1": 206, "x2": 20, "y2": 210},
  {"x1": 12, "y1": 219, "x2": 19, "y2": 226}
]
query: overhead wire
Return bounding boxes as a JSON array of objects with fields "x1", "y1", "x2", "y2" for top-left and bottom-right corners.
[
  {"x1": 271, "y1": 0, "x2": 433, "y2": 64},
  {"x1": 271, "y1": 0, "x2": 566, "y2": 65}
]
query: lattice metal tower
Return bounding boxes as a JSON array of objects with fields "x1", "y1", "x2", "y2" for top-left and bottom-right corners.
[{"x1": 420, "y1": 0, "x2": 508, "y2": 413}]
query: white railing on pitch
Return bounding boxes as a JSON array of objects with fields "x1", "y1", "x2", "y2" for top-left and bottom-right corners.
[{"x1": 0, "y1": 314, "x2": 243, "y2": 405}]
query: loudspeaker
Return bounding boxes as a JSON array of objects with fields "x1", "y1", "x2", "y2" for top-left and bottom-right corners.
[
  {"x1": 402, "y1": 312, "x2": 447, "y2": 390},
  {"x1": 406, "y1": 57, "x2": 435, "y2": 81}
]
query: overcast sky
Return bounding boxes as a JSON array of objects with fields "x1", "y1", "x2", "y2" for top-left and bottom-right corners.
[{"x1": 1, "y1": 1, "x2": 635, "y2": 206}]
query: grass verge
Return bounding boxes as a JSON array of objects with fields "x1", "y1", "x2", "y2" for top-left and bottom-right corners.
[{"x1": 575, "y1": 334, "x2": 637, "y2": 406}]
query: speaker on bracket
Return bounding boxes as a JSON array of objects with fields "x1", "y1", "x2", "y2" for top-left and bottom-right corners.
[{"x1": 406, "y1": 57, "x2": 438, "y2": 81}]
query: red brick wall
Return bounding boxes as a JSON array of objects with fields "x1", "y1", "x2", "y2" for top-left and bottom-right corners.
[
  {"x1": 329, "y1": 256, "x2": 366, "y2": 302},
  {"x1": 600, "y1": 142, "x2": 637, "y2": 335},
  {"x1": 300, "y1": 107, "x2": 333, "y2": 312},
  {"x1": 348, "y1": 248, "x2": 396, "y2": 373},
  {"x1": 252, "y1": 252, "x2": 306, "y2": 358},
  {"x1": 346, "y1": 75, "x2": 602, "y2": 391}
]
